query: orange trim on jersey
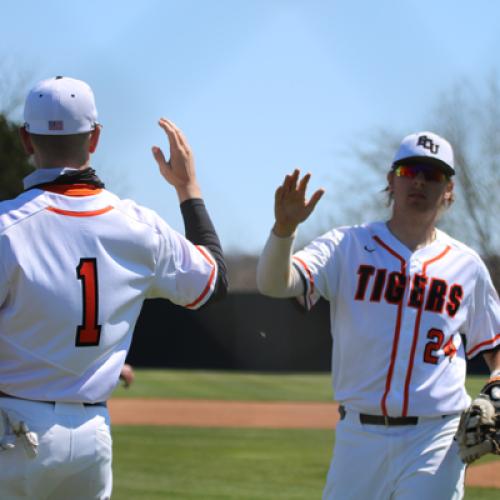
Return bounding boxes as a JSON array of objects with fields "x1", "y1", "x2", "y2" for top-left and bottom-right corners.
[
  {"x1": 373, "y1": 236, "x2": 404, "y2": 262},
  {"x1": 46, "y1": 206, "x2": 114, "y2": 217},
  {"x1": 373, "y1": 236, "x2": 406, "y2": 417},
  {"x1": 185, "y1": 246, "x2": 216, "y2": 309},
  {"x1": 442, "y1": 336, "x2": 458, "y2": 360},
  {"x1": 466, "y1": 333, "x2": 500, "y2": 357},
  {"x1": 42, "y1": 184, "x2": 103, "y2": 196},
  {"x1": 194, "y1": 245, "x2": 215, "y2": 266},
  {"x1": 402, "y1": 245, "x2": 451, "y2": 416},
  {"x1": 292, "y1": 256, "x2": 315, "y2": 300},
  {"x1": 422, "y1": 246, "x2": 452, "y2": 270}
]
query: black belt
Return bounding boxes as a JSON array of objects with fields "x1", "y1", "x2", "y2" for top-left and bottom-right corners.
[
  {"x1": 339, "y1": 405, "x2": 418, "y2": 426},
  {"x1": 0, "y1": 391, "x2": 106, "y2": 407}
]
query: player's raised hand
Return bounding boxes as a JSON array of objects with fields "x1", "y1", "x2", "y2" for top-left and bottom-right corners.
[
  {"x1": 273, "y1": 169, "x2": 325, "y2": 237},
  {"x1": 152, "y1": 118, "x2": 202, "y2": 201}
]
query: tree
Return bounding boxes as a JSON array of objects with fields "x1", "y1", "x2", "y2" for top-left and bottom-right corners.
[
  {"x1": 431, "y1": 77, "x2": 500, "y2": 260},
  {"x1": 0, "y1": 114, "x2": 34, "y2": 201},
  {"x1": 0, "y1": 62, "x2": 34, "y2": 201},
  {"x1": 0, "y1": 62, "x2": 31, "y2": 119},
  {"x1": 432, "y1": 77, "x2": 500, "y2": 290}
]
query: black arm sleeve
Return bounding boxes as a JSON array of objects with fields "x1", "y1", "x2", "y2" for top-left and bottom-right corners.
[{"x1": 180, "y1": 198, "x2": 228, "y2": 303}]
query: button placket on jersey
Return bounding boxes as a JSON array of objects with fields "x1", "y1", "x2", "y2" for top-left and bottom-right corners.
[{"x1": 386, "y1": 256, "x2": 422, "y2": 414}]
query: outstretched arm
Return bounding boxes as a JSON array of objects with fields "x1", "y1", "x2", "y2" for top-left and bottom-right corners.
[
  {"x1": 257, "y1": 169, "x2": 324, "y2": 297},
  {"x1": 152, "y1": 119, "x2": 227, "y2": 302},
  {"x1": 152, "y1": 118, "x2": 202, "y2": 202}
]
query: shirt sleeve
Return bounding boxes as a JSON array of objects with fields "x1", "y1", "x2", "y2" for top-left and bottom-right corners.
[
  {"x1": 463, "y1": 261, "x2": 500, "y2": 359},
  {"x1": 292, "y1": 228, "x2": 345, "y2": 310},
  {"x1": 256, "y1": 230, "x2": 305, "y2": 298},
  {"x1": 0, "y1": 266, "x2": 7, "y2": 308},
  {"x1": 180, "y1": 198, "x2": 227, "y2": 303},
  {"x1": 147, "y1": 220, "x2": 217, "y2": 309}
]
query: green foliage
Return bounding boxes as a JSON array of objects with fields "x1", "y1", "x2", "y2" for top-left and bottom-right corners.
[{"x1": 0, "y1": 115, "x2": 34, "y2": 201}]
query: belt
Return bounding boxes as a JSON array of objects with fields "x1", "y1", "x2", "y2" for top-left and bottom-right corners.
[
  {"x1": 0, "y1": 390, "x2": 106, "y2": 407},
  {"x1": 339, "y1": 405, "x2": 418, "y2": 426}
]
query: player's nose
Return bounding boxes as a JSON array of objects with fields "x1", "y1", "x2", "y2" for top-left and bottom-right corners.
[{"x1": 412, "y1": 172, "x2": 426, "y2": 185}]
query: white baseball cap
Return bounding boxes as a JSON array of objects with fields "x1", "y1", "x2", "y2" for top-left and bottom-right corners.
[
  {"x1": 23, "y1": 76, "x2": 98, "y2": 135},
  {"x1": 392, "y1": 131, "x2": 455, "y2": 176}
]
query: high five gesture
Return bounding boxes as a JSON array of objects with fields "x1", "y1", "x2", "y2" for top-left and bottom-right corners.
[{"x1": 273, "y1": 169, "x2": 325, "y2": 237}]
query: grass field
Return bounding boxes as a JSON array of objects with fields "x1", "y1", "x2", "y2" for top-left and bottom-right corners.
[
  {"x1": 112, "y1": 369, "x2": 487, "y2": 402},
  {"x1": 112, "y1": 370, "x2": 333, "y2": 401},
  {"x1": 113, "y1": 426, "x2": 331, "y2": 499},
  {"x1": 111, "y1": 370, "x2": 499, "y2": 499}
]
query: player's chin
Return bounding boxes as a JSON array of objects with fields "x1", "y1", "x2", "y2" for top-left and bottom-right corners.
[{"x1": 406, "y1": 195, "x2": 432, "y2": 210}]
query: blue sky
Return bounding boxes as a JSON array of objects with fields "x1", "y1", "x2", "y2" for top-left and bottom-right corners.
[{"x1": 1, "y1": 1, "x2": 499, "y2": 253}]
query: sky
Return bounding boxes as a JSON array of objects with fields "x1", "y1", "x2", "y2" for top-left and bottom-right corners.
[{"x1": 1, "y1": 0, "x2": 499, "y2": 254}]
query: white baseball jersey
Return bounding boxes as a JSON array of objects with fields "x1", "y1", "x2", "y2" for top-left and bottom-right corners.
[
  {"x1": 0, "y1": 169, "x2": 217, "y2": 403},
  {"x1": 293, "y1": 221, "x2": 500, "y2": 417}
]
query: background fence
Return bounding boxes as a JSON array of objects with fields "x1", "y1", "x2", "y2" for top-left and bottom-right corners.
[{"x1": 128, "y1": 295, "x2": 489, "y2": 375}]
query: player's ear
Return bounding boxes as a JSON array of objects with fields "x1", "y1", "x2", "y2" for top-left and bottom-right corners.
[
  {"x1": 386, "y1": 170, "x2": 394, "y2": 192},
  {"x1": 19, "y1": 126, "x2": 34, "y2": 155},
  {"x1": 88, "y1": 125, "x2": 101, "y2": 154},
  {"x1": 444, "y1": 178, "x2": 454, "y2": 203}
]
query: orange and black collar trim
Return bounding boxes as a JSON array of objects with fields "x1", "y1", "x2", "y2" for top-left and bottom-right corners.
[{"x1": 25, "y1": 167, "x2": 105, "y2": 194}]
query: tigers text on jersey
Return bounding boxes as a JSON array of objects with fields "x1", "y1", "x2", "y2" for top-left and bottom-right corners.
[
  {"x1": 0, "y1": 184, "x2": 217, "y2": 402},
  {"x1": 293, "y1": 221, "x2": 500, "y2": 417}
]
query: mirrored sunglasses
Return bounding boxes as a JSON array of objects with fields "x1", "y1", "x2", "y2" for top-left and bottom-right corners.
[{"x1": 394, "y1": 164, "x2": 449, "y2": 182}]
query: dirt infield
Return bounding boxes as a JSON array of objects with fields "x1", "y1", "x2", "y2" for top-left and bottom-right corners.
[
  {"x1": 109, "y1": 398, "x2": 340, "y2": 428},
  {"x1": 109, "y1": 398, "x2": 499, "y2": 488}
]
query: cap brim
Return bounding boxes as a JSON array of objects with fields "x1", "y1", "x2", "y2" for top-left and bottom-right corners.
[{"x1": 393, "y1": 156, "x2": 455, "y2": 176}]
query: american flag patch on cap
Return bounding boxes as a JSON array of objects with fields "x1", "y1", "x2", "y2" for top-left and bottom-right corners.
[{"x1": 48, "y1": 120, "x2": 64, "y2": 131}]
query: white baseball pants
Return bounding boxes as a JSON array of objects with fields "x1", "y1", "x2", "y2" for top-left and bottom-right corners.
[
  {"x1": 323, "y1": 411, "x2": 465, "y2": 500},
  {"x1": 0, "y1": 398, "x2": 112, "y2": 500}
]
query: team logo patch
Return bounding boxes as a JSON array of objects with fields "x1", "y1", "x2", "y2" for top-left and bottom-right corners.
[
  {"x1": 417, "y1": 135, "x2": 439, "y2": 154},
  {"x1": 48, "y1": 120, "x2": 64, "y2": 131}
]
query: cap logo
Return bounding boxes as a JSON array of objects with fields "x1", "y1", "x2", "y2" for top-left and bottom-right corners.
[
  {"x1": 48, "y1": 120, "x2": 64, "y2": 131},
  {"x1": 417, "y1": 135, "x2": 439, "y2": 154}
]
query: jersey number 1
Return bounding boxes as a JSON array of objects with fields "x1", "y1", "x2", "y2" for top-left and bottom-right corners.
[{"x1": 76, "y1": 258, "x2": 102, "y2": 347}]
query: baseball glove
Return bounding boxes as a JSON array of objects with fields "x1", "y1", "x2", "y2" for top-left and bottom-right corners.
[{"x1": 455, "y1": 378, "x2": 500, "y2": 464}]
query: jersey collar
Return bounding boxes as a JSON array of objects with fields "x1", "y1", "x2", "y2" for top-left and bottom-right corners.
[
  {"x1": 370, "y1": 221, "x2": 446, "y2": 259},
  {"x1": 23, "y1": 167, "x2": 105, "y2": 193},
  {"x1": 23, "y1": 167, "x2": 77, "y2": 190}
]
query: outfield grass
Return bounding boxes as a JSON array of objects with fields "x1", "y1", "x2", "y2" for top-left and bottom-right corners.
[
  {"x1": 112, "y1": 426, "x2": 499, "y2": 500},
  {"x1": 111, "y1": 371, "x2": 498, "y2": 499},
  {"x1": 113, "y1": 426, "x2": 331, "y2": 500},
  {"x1": 112, "y1": 369, "x2": 488, "y2": 402},
  {"x1": 112, "y1": 369, "x2": 333, "y2": 401}
]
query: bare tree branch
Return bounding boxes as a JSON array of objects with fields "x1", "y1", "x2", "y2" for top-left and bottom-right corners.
[{"x1": 431, "y1": 76, "x2": 500, "y2": 259}]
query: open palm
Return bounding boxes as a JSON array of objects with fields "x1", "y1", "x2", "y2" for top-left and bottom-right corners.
[{"x1": 274, "y1": 169, "x2": 325, "y2": 237}]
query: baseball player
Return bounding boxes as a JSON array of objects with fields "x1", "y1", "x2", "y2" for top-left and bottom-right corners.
[
  {"x1": 257, "y1": 131, "x2": 500, "y2": 499},
  {"x1": 0, "y1": 76, "x2": 227, "y2": 499}
]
